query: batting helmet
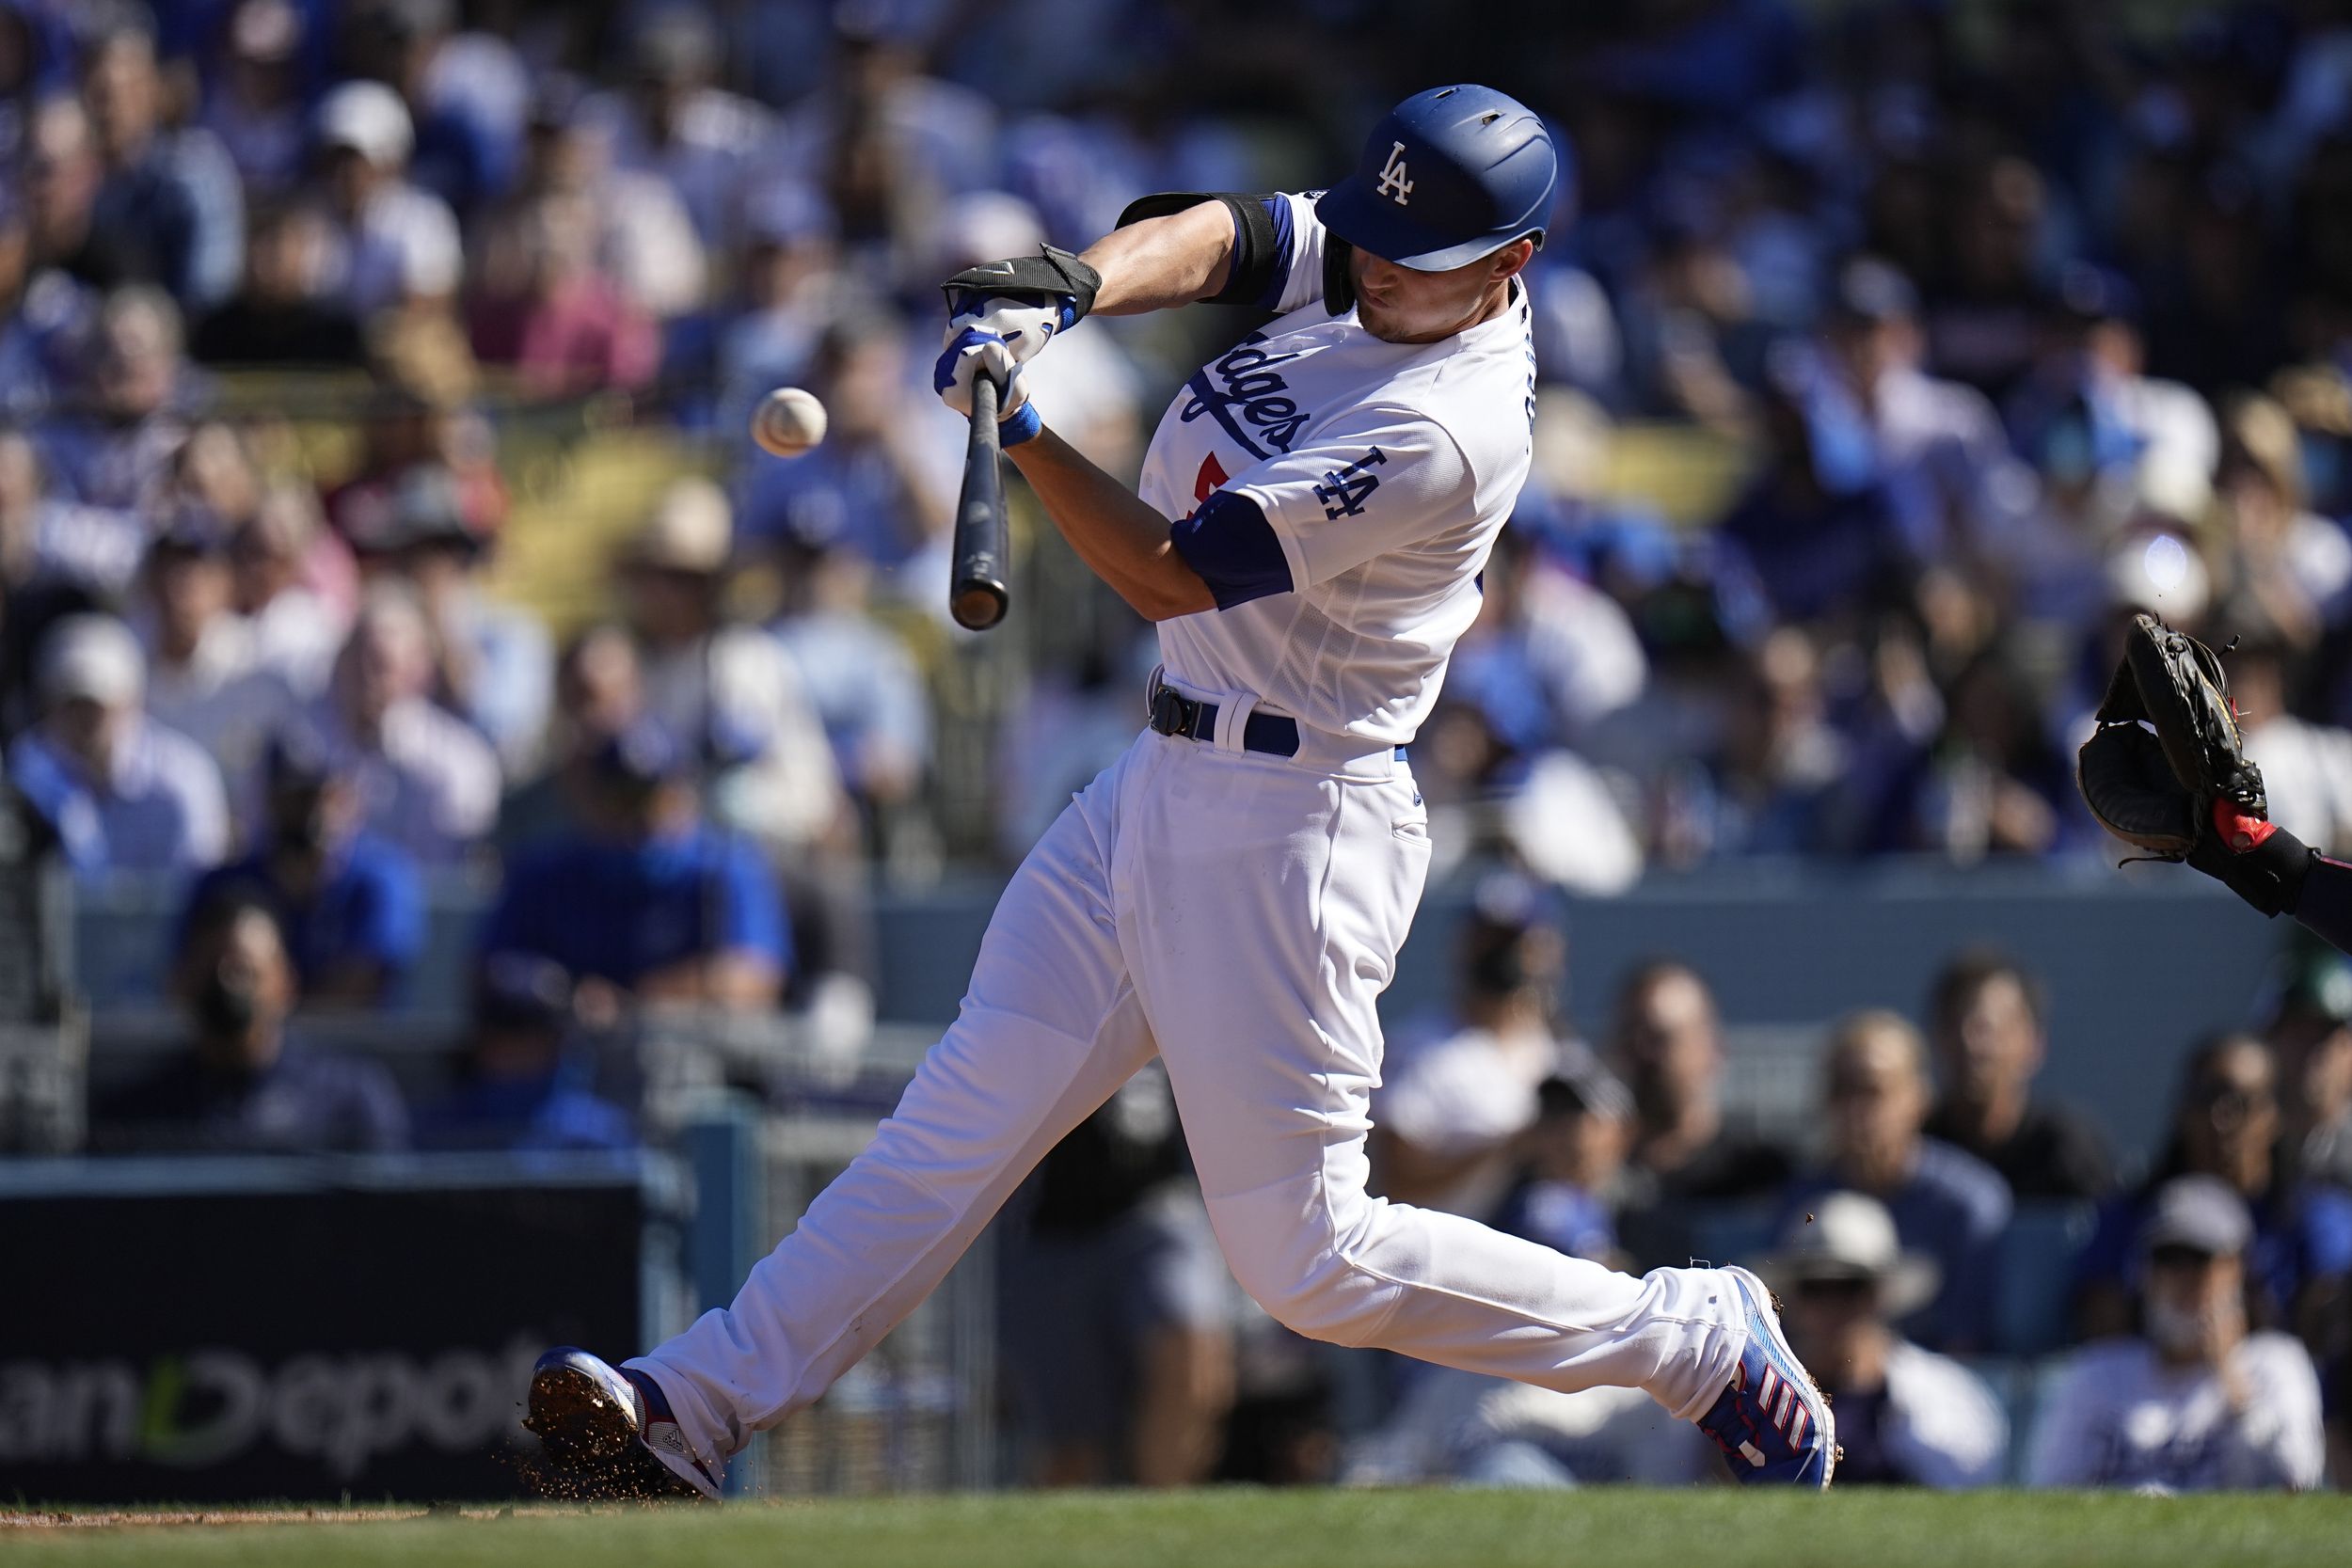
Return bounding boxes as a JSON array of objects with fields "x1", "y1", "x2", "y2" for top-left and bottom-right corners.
[{"x1": 1315, "y1": 85, "x2": 1560, "y2": 272}]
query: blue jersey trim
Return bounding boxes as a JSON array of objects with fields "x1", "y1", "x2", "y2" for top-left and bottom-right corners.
[
  {"x1": 1258, "y1": 196, "x2": 1295, "y2": 312},
  {"x1": 1168, "y1": 489, "x2": 1293, "y2": 609}
]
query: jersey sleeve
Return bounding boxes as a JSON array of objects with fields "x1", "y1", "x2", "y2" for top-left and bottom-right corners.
[
  {"x1": 1258, "y1": 192, "x2": 1329, "y2": 315},
  {"x1": 1235, "y1": 403, "x2": 1477, "y2": 591},
  {"x1": 1114, "y1": 191, "x2": 1330, "y2": 314},
  {"x1": 1168, "y1": 403, "x2": 1476, "y2": 608}
]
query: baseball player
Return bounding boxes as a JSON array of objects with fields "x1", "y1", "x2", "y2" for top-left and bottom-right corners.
[{"x1": 523, "y1": 85, "x2": 1836, "y2": 1497}]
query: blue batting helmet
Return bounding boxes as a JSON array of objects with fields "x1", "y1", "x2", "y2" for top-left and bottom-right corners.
[{"x1": 1315, "y1": 85, "x2": 1560, "y2": 272}]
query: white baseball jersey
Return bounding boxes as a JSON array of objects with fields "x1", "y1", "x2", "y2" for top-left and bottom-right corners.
[
  {"x1": 1138, "y1": 191, "x2": 1538, "y2": 746},
  {"x1": 629, "y1": 187, "x2": 1762, "y2": 1481},
  {"x1": 2026, "y1": 1334, "x2": 2326, "y2": 1492}
]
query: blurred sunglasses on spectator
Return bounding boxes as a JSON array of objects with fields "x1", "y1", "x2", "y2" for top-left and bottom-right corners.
[{"x1": 2148, "y1": 1243, "x2": 2223, "y2": 1272}]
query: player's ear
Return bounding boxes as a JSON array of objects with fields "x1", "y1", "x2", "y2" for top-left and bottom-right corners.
[{"x1": 1489, "y1": 238, "x2": 1536, "y2": 282}]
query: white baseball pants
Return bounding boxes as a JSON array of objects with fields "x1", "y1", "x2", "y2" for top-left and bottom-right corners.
[{"x1": 632, "y1": 723, "x2": 1750, "y2": 1471}]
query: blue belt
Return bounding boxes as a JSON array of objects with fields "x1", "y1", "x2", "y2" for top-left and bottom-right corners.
[
  {"x1": 1147, "y1": 685, "x2": 1406, "y2": 761},
  {"x1": 1149, "y1": 683, "x2": 1299, "y2": 756}
]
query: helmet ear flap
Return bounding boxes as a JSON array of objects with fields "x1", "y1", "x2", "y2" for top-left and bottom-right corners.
[{"x1": 1324, "y1": 237, "x2": 1356, "y2": 318}]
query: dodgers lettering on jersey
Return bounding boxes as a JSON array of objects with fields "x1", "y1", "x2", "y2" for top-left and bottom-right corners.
[{"x1": 1136, "y1": 191, "x2": 1538, "y2": 747}]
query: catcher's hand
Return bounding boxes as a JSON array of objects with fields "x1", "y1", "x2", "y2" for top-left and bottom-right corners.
[{"x1": 2076, "y1": 613, "x2": 2310, "y2": 915}]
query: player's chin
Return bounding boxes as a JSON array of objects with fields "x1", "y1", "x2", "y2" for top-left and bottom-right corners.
[{"x1": 1356, "y1": 307, "x2": 1416, "y2": 343}]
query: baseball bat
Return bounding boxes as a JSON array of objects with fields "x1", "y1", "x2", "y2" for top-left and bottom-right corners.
[{"x1": 949, "y1": 371, "x2": 1009, "y2": 631}]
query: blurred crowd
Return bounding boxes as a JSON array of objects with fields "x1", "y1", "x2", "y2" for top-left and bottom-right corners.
[
  {"x1": 21, "y1": 0, "x2": 2352, "y2": 1498},
  {"x1": 996, "y1": 881, "x2": 2352, "y2": 1493},
  {"x1": 18, "y1": 0, "x2": 2352, "y2": 907},
  {"x1": 21, "y1": 0, "x2": 2352, "y2": 899}
]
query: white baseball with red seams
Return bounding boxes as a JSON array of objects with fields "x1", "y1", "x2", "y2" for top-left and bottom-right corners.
[
  {"x1": 626, "y1": 192, "x2": 1755, "y2": 1476},
  {"x1": 751, "y1": 387, "x2": 827, "y2": 457}
]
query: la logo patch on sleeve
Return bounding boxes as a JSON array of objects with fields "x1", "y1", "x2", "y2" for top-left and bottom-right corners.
[{"x1": 1314, "y1": 449, "x2": 1388, "y2": 518}]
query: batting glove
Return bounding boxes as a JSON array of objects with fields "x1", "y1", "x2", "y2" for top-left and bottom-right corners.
[
  {"x1": 934, "y1": 326, "x2": 1042, "y2": 448},
  {"x1": 942, "y1": 295, "x2": 1073, "y2": 364},
  {"x1": 938, "y1": 245, "x2": 1103, "y2": 360}
]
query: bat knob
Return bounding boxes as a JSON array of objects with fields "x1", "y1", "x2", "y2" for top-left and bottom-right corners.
[{"x1": 951, "y1": 581, "x2": 1008, "y2": 632}]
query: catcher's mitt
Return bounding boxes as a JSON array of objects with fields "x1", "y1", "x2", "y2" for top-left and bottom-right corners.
[{"x1": 2076, "y1": 613, "x2": 2268, "y2": 858}]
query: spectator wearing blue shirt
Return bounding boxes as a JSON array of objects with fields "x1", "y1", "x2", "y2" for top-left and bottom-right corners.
[
  {"x1": 738, "y1": 314, "x2": 956, "y2": 583},
  {"x1": 90, "y1": 886, "x2": 409, "y2": 1153},
  {"x1": 1781, "y1": 1010, "x2": 2012, "y2": 1354},
  {"x1": 31, "y1": 283, "x2": 194, "y2": 537},
  {"x1": 78, "y1": 17, "x2": 245, "y2": 312},
  {"x1": 0, "y1": 180, "x2": 95, "y2": 419},
  {"x1": 416, "y1": 953, "x2": 635, "y2": 1153},
  {"x1": 481, "y1": 720, "x2": 789, "y2": 1011},
  {"x1": 1715, "y1": 362, "x2": 1931, "y2": 627},
  {"x1": 8, "y1": 613, "x2": 230, "y2": 876},
  {"x1": 179, "y1": 731, "x2": 424, "y2": 1008},
  {"x1": 715, "y1": 183, "x2": 841, "y2": 437},
  {"x1": 2073, "y1": 1034, "x2": 2352, "y2": 1346}
]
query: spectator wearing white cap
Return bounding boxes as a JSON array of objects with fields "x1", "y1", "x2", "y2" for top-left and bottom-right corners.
[
  {"x1": 619, "y1": 477, "x2": 844, "y2": 858},
  {"x1": 289, "y1": 582, "x2": 501, "y2": 865},
  {"x1": 7, "y1": 613, "x2": 230, "y2": 875},
  {"x1": 1759, "y1": 1193, "x2": 2007, "y2": 1489},
  {"x1": 2030, "y1": 1176, "x2": 2326, "y2": 1492},
  {"x1": 310, "y1": 78, "x2": 463, "y2": 319}
]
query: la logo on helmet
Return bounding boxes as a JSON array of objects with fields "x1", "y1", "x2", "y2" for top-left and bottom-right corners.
[{"x1": 1376, "y1": 141, "x2": 1413, "y2": 205}]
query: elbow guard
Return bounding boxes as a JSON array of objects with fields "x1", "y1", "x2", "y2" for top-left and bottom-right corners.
[{"x1": 1116, "y1": 191, "x2": 1284, "y2": 308}]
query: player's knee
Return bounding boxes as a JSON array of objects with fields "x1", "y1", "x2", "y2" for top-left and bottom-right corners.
[{"x1": 1202, "y1": 1196, "x2": 1393, "y2": 1347}]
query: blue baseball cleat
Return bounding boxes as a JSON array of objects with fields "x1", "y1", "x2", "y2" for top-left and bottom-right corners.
[
  {"x1": 522, "y1": 1347, "x2": 723, "y2": 1500},
  {"x1": 1693, "y1": 1267, "x2": 1838, "y2": 1488}
]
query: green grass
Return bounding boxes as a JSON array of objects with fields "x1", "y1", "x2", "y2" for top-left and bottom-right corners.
[{"x1": 8, "y1": 1488, "x2": 2351, "y2": 1568}]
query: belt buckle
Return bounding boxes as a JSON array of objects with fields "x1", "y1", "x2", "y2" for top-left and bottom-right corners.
[{"x1": 1148, "y1": 684, "x2": 1191, "y2": 737}]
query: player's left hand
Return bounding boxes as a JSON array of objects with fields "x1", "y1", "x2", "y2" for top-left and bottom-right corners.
[{"x1": 938, "y1": 245, "x2": 1104, "y2": 361}]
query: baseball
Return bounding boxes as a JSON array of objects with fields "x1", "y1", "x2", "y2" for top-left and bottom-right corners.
[{"x1": 752, "y1": 387, "x2": 828, "y2": 457}]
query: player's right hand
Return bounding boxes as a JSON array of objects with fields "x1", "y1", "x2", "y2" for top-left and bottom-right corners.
[{"x1": 942, "y1": 295, "x2": 1069, "y2": 366}]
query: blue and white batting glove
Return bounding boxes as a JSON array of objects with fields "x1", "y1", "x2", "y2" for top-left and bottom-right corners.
[
  {"x1": 942, "y1": 291, "x2": 1077, "y2": 364},
  {"x1": 934, "y1": 326, "x2": 1042, "y2": 447}
]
